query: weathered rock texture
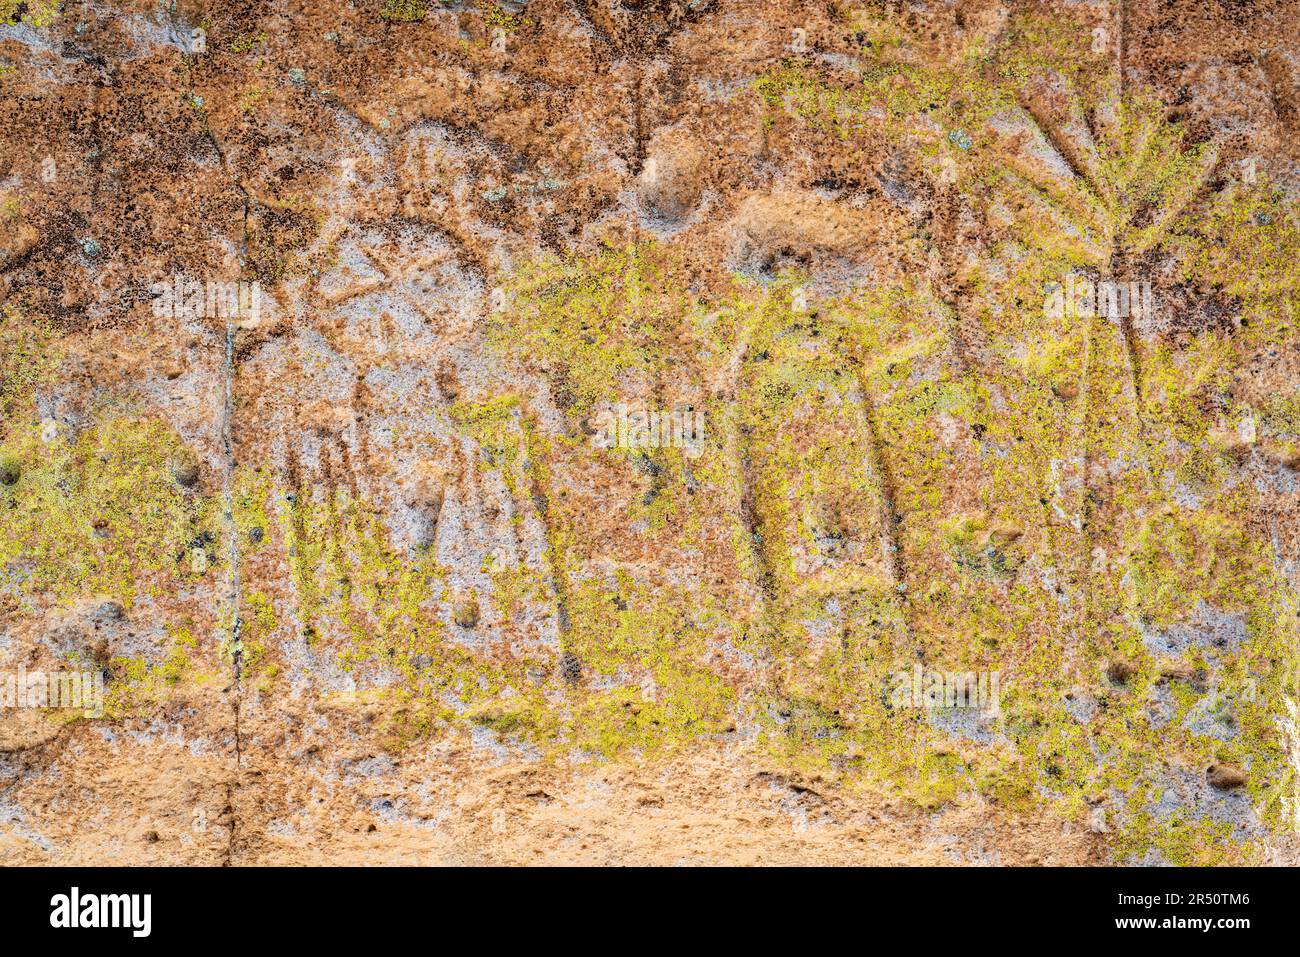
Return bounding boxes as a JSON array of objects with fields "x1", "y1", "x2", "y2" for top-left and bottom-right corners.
[{"x1": 2, "y1": 0, "x2": 1300, "y2": 865}]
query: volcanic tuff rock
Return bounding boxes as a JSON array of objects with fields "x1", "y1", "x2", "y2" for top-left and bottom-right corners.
[{"x1": 1, "y1": 0, "x2": 1300, "y2": 865}]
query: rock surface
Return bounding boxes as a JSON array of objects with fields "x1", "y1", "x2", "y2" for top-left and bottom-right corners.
[{"x1": 2, "y1": 0, "x2": 1300, "y2": 865}]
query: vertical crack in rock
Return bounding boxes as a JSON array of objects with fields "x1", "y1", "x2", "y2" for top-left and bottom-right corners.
[
  {"x1": 218, "y1": 201, "x2": 245, "y2": 867},
  {"x1": 221, "y1": 319, "x2": 243, "y2": 680},
  {"x1": 222, "y1": 319, "x2": 243, "y2": 683},
  {"x1": 170, "y1": 20, "x2": 250, "y2": 861},
  {"x1": 202, "y1": 117, "x2": 250, "y2": 863}
]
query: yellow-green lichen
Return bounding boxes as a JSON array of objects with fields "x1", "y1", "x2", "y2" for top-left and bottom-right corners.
[{"x1": 0, "y1": 416, "x2": 218, "y2": 606}]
